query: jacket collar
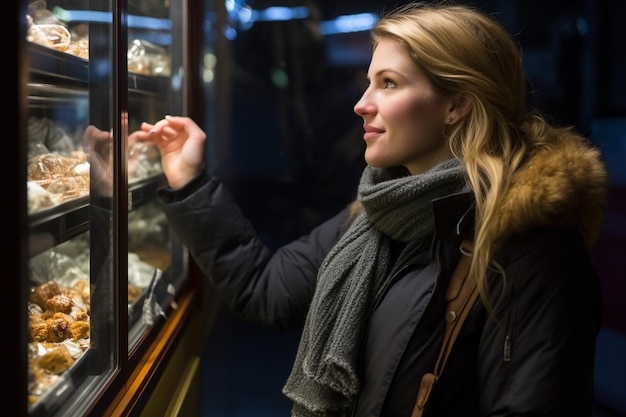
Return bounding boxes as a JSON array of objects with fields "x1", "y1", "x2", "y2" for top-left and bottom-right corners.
[
  {"x1": 432, "y1": 191, "x2": 475, "y2": 241},
  {"x1": 431, "y1": 130, "x2": 608, "y2": 250}
]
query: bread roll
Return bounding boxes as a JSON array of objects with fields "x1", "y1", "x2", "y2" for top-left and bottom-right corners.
[{"x1": 27, "y1": 23, "x2": 71, "y2": 52}]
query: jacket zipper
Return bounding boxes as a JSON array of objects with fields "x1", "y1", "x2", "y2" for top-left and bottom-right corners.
[
  {"x1": 348, "y1": 245, "x2": 441, "y2": 417},
  {"x1": 348, "y1": 259, "x2": 430, "y2": 417},
  {"x1": 503, "y1": 335, "x2": 511, "y2": 361},
  {"x1": 503, "y1": 278, "x2": 514, "y2": 362}
]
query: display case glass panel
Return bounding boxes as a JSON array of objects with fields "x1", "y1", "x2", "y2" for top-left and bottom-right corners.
[
  {"x1": 126, "y1": 0, "x2": 187, "y2": 351},
  {"x1": 23, "y1": 0, "x2": 188, "y2": 414},
  {"x1": 25, "y1": 0, "x2": 117, "y2": 414}
]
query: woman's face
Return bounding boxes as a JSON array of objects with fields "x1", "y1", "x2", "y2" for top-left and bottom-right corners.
[{"x1": 354, "y1": 38, "x2": 455, "y2": 175}]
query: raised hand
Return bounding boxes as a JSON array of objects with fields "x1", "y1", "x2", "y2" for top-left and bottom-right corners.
[{"x1": 130, "y1": 115, "x2": 207, "y2": 189}]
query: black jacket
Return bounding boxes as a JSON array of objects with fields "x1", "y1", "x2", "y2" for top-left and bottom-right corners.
[{"x1": 159, "y1": 131, "x2": 607, "y2": 416}]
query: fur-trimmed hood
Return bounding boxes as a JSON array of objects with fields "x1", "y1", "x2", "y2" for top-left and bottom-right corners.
[{"x1": 494, "y1": 127, "x2": 609, "y2": 250}]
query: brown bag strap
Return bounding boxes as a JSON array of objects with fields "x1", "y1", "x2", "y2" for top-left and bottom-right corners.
[{"x1": 411, "y1": 240, "x2": 479, "y2": 417}]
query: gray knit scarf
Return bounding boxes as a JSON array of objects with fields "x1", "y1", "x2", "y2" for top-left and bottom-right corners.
[{"x1": 282, "y1": 158, "x2": 465, "y2": 417}]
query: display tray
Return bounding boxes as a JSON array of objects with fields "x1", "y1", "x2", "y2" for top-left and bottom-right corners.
[
  {"x1": 29, "y1": 196, "x2": 89, "y2": 226},
  {"x1": 128, "y1": 71, "x2": 171, "y2": 94},
  {"x1": 128, "y1": 267, "x2": 179, "y2": 345},
  {"x1": 129, "y1": 174, "x2": 166, "y2": 209},
  {"x1": 28, "y1": 174, "x2": 165, "y2": 245},
  {"x1": 27, "y1": 265, "x2": 171, "y2": 417},
  {"x1": 29, "y1": 197, "x2": 90, "y2": 257},
  {"x1": 28, "y1": 43, "x2": 89, "y2": 85},
  {"x1": 28, "y1": 82, "x2": 89, "y2": 105},
  {"x1": 28, "y1": 42, "x2": 171, "y2": 94},
  {"x1": 28, "y1": 347, "x2": 89, "y2": 417}
]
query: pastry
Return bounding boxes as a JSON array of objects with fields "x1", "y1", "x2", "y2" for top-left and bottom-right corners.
[
  {"x1": 36, "y1": 346, "x2": 74, "y2": 375},
  {"x1": 27, "y1": 23, "x2": 71, "y2": 52},
  {"x1": 30, "y1": 281, "x2": 62, "y2": 310},
  {"x1": 45, "y1": 294, "x2": 73, "y2": 314}
]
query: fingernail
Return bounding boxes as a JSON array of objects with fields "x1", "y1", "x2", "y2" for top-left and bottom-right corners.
[{"x1": 149, "y1": 129, "x2": 156, "y2": 134}]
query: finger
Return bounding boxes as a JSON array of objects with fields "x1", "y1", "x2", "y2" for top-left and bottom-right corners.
[
  {"x1": 142, "y1": 117, "x2": 172, "y2": 135},
  {"x1": 164, "y1": 116, "x2": 205, "y2": 141},
  {"x1": 163, "y1": 115, "x2": 196, "y2": 133},
  {"x1": 128, "y1": 129, "x2": 153, "y2": 144},
  {"x1": 140, "y1": 121, "x2": 155, "y2": 132},
  {"x1": 160, "y1": 125, "x2": 181, "y2": 139}
]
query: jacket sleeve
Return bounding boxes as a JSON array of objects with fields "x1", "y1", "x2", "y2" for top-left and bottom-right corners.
[
  {"x1": 478, "y1": 228, "x2": 602, "y2": 416},
  {"x1": 160, "y1": 175, "x2": 349, "y2": 330}
]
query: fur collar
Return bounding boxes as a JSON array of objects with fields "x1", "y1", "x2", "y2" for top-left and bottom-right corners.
[{"x1": 493, "y1": 128, "x2": 609, "y2": 250}]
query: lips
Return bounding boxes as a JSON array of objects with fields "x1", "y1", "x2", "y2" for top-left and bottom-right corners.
[{"x1": 363, "y1": 125, "x2": 384, "y2": 140}]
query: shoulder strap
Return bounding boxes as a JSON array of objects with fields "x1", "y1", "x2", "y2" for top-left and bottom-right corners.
[{"x1": 411, "y1": 239, "x2": 479, "y2": 417}]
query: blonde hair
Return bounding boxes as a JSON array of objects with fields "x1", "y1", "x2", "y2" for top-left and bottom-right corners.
[{"x1": 370, "y1": 1, "x2": 562, "y2": 304}]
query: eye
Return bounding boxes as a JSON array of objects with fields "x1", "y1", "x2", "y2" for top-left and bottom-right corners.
[{"x1": 383, "y1": 78, "x2": 397, "y2": 89}]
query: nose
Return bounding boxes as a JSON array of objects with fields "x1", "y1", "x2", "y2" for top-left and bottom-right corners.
[{"x1": 353, "y1": 89, "x2": 373, "y2": 117}]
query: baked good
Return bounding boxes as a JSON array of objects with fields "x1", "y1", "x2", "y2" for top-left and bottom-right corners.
[
  {"x1": 28, "y1": 153, "x2": 86, "y2": 181},
  {"x1": 128, "y1": 284, "x2": 142, "y2": 303},
  {"x1": 41, "y1": 313, "x2": 74, "y2": 343},
  {"x1": 46, "y1": 175, "x2": 90, "y2": 201},
  {"x1": 71, "y1": 279, "x2": 90, "y2": 305},
  {"x1": 29, "y1": 319, "x2": 51, "y2": 343},
  {"x1": 30, "y1": 281, "x2": 62, "y2": 310},
  {"x1": 28, "y1": 362, "x2": 60, "y2": 402},
  {"x1": 45, "y1": 294, "x2": 73, "y2": 314},
  {"x1": 27, "y1": 153, "x2": 90, "y2": 206},
  {"x1": 28, "y1": 277, "x2": 91, "y2": 405},
  {"x1": 27, "y1": 180, "x2": 57, "y2": 212},
  {"x1": 36, "y1": 345, "x2": 74, "y2": 375},
  {"x1": 27, "y1": 116, "x2": 75, "y2": 158},
  {"x1": 67, "y1": 37, "x2": 89, "y2": 59},
  {"x1": 27, "y1": 22, "x2": 71, "y2": 52},
  {"x1": 70, "y1": 321, "x2": 90, "y2": 340}
]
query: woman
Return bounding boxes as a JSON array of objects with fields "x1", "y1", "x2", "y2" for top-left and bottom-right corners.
[{"x1": 132, "y1": 2, "x2": 608, "y2": 416}]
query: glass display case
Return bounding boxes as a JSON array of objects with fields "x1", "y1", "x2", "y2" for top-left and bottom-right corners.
[{"x1": 12, "y1": 0, "x2": 200, "y2": 415}]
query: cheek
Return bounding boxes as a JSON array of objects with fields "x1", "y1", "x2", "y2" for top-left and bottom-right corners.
[
  {"x1": 400, "y1": 98, "x2": 446, "y2": 136},
  {"x1": 388, "y1": 107, "x2": 428, "y2": 140}
]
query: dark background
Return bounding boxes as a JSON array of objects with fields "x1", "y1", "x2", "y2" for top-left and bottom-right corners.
[{"x1": 199, "y1": 0, "x2": 626, "y2": 415}]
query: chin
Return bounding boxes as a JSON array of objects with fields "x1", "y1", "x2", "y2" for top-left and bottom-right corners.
[
  {"x1": 364, "y1": 153, "x2": 383, "y2": 168},
  {"x1": 365, "y1": 157, "x2": 391, "y2": 169}
]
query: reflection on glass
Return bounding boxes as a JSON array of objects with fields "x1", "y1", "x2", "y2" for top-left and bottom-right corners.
[
  {"x1": 126, "y1": 0, "x2": 185, "y2": 350},
  {"x1": 25, "y1": 86, "x2": 93, "y2": 411},
  {"x1": 25, "y1": 0, "x2": 116, "y2": 414},
  {"x1": 26, "y1": 87, "x2": 89, "y2": 216}
]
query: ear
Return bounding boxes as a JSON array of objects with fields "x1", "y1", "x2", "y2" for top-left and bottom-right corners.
[{"x1": 445, "y1": 93, "x2": 471, "y2": 124}]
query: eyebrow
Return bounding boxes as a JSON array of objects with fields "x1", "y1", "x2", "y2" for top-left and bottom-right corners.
[{"x1": 367, "y1": 68, "x2": 403, "y2": 80}]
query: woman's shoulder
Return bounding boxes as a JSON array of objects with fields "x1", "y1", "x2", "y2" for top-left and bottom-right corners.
[
  {"x1": 498, "y1": 227, "x2": 591, "y2": 265},
  {"x1": 494, "y1": 227, "x2": 599, "y2": 292},
  {"x1": 300, "y1": 206, "x2": 353, "y2": 247},
  {"x1": 493, "y1": 128, "x2": 609, "y2": 251}
]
